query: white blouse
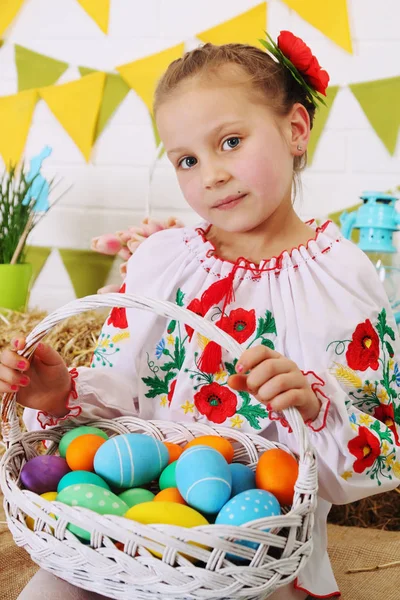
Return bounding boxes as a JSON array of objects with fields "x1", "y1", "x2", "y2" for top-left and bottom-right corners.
[{"x1": 24, "y1": 220, "x2": 400, "y2": 599}]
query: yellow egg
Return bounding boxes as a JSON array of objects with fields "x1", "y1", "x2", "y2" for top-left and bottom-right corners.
[
  {"x1": 25, "y1": 491, "x2": 57, "y2": 531},
  {"x1": 125, "y1": 501, "x2": 209, "y2": 559}
]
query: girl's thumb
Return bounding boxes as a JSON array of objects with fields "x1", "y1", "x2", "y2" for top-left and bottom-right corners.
[{"x1": 34, "y1": 342, "x2": 64, "y2": 367}]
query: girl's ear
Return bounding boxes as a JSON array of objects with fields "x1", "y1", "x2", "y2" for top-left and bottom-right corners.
[{"x1": 289, "y1": 103, "x2": 311, "y2": 156}]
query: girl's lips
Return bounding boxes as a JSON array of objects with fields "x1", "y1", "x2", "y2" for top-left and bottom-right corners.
[{"x1": 214, "y1": 193, "x2": 247, "y2": 210}]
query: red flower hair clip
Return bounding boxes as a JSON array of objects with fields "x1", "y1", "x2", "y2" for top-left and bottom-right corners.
[{"x1": 260, "y1": 31, "x2": 330, "y2": 107}]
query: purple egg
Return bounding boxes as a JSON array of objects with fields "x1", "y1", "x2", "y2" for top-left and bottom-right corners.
[{"x1": 20, "y1": 455, "x2": 71, "y2": 495}]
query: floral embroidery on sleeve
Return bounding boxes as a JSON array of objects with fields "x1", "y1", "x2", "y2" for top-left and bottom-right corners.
[{"x1": 327, "y1": 308, "x2": 400, "y2": 485}]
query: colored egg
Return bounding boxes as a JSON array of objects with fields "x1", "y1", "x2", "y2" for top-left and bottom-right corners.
[
  {"x1": 65, "y1": 434, "x2": 106, "y2": 472},
  {"x1": 216, "y1": 489, "x2": 281, "y2": 559},
  {"x1": 21, "y1": 455, "x2": 71, "y2": 494},
  {"x1": 184, "y1": 436, "x2": 235, "y2": 463},
  {"x1": 57, "y1": 470, "x2": 110, "y2": 493},
  {"x1": 164, "y1": 442, "x2": 184, "y2": 464},
  {"x1": 229, "y1": 463, "x2": 256, "y2": 497},
  {"x1": 125, "y1": 501, "x2": 209, "y2": 558},
  {"x1": 94, "y1": 433, "x2": 169, "y2": 489},
  {"x1": 154, "y1": 487, "x2": 186, "y2": 505},
  {"x1": 159, "y1": 461, "x2": 177, "y2": 490},
  {"x1": 56, "y1": 484, "x2": 129, "y2": 540},
  {"x1": 25, "y1": 491, "x2": 57, "y2": 531},
  {"x1": 256, "y1": 449, "x2": 299, "y2": 506},
  {"x1": 176, "y1": 445, "x2": 232, "y2": 514},
  {"x1": 59, "y1": 426, "x2": 109, "y2": 458},
  {"x1": 118, "y1": 488, "x2": 155, "y2": 508}
]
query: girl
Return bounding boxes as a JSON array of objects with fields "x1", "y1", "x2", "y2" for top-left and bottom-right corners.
[{"x1": 1, "y1": 31, "x2": 400, "y2": 600}]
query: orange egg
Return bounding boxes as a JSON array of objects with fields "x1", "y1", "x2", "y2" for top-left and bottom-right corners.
[
  {"x1": 164, "y1": 442, "x2": 184, "y2": 464},
  {"x1": 154, "y1": 487, "x2": 186, "y2": 505},
  {"x1": 255, "y1": 449, "x2": 299, "y2": 506},
  {"x1": 66, "y1": 434, "x2": 106, "y2": 472},
  {"x1": 184, "y1": 435, "x2": 234, "y2": 463}
]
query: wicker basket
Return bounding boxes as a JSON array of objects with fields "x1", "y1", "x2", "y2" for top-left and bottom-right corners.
[{"x1": 0, "y1": 293, "x2": 318, "y2": 599}]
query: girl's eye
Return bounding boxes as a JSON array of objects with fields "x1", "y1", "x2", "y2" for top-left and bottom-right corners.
[
  {"x1": 179, "y1": 156, "x2": 197, "y2": 170},
  {"x1": 222, "y1": 137, "x2": 241, "y2": 150}
]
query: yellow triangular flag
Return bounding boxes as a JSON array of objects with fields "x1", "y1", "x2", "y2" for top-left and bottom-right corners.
[
  {"x1": 76, "y1": 0, "x2": 109, "y2": 34},
  {"x1": 350, "y1": 77, "x2": 400, "y2": 155},
  {"x1": 197, "y1": 3, "x2": 267, "y2": 48},
  {"x1": 0, "y1": 0, "x2": 25, "y2": 38},
  {"x1": 117, "y1": 43, "x2": 185, "y2": 114},
  {"x1": 0, "y1": 89, "x2": 38, "y2": 168},
  {"x1": 308, "y1": 86, "x2": 339, "y2": 164},
  {"x1": 281, "y1": 0, "x2": 352, "y2": 54},
  {"x1": 39, "y1": 72, "x2": 106, "y2": 161}
]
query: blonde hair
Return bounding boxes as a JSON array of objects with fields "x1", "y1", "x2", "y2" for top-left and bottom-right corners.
[{"x1": 154, "y1": 43, "x2": 316, "y2": 175}]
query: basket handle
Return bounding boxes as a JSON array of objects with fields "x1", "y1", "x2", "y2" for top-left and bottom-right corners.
[{"x1": 1, "y1": 292, "x2": 312, "y2": 458}]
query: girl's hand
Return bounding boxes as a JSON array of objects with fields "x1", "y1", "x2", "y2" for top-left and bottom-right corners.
[
  {"x1": 228, "y1": 346, "x2": 321, "y2": 423},
  {"x1": 0, "y1": 336, "x2": 72, "y2": 417}
]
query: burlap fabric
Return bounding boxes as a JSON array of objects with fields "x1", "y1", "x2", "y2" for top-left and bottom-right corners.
[{"x1": 1, "y1": 495, "x2": 398, "y2": 600}]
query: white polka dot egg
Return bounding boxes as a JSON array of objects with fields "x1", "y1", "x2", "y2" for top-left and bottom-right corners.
[{"x1": 56, "y1": 484, "x2": 129, "y2": 540}]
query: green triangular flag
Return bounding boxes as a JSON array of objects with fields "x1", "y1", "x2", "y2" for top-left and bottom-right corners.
[
  {"x1": 79, "y1": 67, "x2": 130, "y2": 140},
  {"x1": 59, "y1": 249, "x2": 115, "y2": 298},
  {"x1": 15, "y1": 45, "x2": 69, "y2": 91},
  {"x1": 308, "y1": 86, "x2": 339, "y2": 164},
  {"x1": 350, "y1": 77, "x2": 400, "y2": 155},
  {"x1": 24, "y1": 245, "x2": 52, "y2": 284}
]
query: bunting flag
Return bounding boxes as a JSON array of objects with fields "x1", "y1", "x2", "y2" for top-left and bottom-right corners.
[
  {"x1": 308, "y1": 85, "x2": 339, "y2": 163},
  {"x1": 197, "y1": 3, "x2": 267, "y2": 48},
  {"x1": 0, "y1": 0, "x2": 25, "y2": 38},
  {"x1": 79, "y1": 67, "x2": 130, "y2": 140},
  {"x1": 0, "y1": 89, "x2": 38, "y2": 168},
  {"x1": 24, "y1": 245, "x2": 52, "y2": 284},
  {"x1": 350, "y1": 77, "x2": 400, "y2": 155},
  {"x1": 281, "y1": 0, "x2": 352, "y2": 54},
  {"x1": 0, "y1": 40, "x2": 4, "y2": 49},
  {"x1": 75, "y1": 0, "x2": 110, "y2": 34},
  {"x1": 39, "y1": 72, "x2": 106, "y2": 161},
  {"x1": 59, "y1": 249, "x2": 115, "y2": 297},
  {"x1": 117, "y1": 43, "x2": 185, "y2": 114},
  {"x1": 15, "y1": 44, "x2": 69, "y2": 91}
]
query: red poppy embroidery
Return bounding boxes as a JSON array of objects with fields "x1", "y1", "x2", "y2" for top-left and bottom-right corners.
[
  {"x1": 107, "y1": 283, "x2": 128, "y2": 329},
  {"x1": 194, "y1": 382, "x2": 237, "y2": 424},
  {"x1": 348, "y1": 426, "x2": 381, "y2": 473},
  {"x1": 217, "y1": 308, "x2": 256, "y2": 344},
  {"x1": 185, "y1": 298, "x2": 205, "y2": 340},
  {"x1": 168, "y1": 379, "x2": 177, "y2": 407},
  {"x1": 346, "y1": 319, "x2": 380, "y2": 371},
  {"x1": 374, "y1": 403, "x2": 400, "y2": 446}
]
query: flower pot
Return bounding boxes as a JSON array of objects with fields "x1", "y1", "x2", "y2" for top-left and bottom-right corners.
[{"x1": 0, "y1": 263, "x2": 33, "y2": 311}]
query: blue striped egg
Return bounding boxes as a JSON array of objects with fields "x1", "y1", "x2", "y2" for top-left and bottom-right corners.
[
  {"x1": 176, "y1": 445, "x2": 232, "y2": 514},
  {"x1": 94, "y1": 433, "x2": 169, "y2": 489}
]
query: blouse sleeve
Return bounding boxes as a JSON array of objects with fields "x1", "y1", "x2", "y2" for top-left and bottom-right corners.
[{"x1": 273, "y1": 251, "x2": 400, "y2": 505}]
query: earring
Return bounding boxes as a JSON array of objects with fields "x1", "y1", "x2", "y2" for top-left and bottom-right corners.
[{"x1": 297, "y1": 144, "x2": 303, "y2": 152}]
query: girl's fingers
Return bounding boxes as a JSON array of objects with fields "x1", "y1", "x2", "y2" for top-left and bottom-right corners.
[
  {"x1": 245, "y1": 358, "x2": 294, "y2": 392},
  {"x1": 236, "y1": 346, "x2": 281, "y2": 373},
  {"x1": 264, "y1": 388, "x2": 307, "y2": 413},
  {"x1": 256, "y1": 372, "x2": 303, "y2": 404},
  {"x1": 227, "y1": 374, "x2": 248, "y2": 391}
]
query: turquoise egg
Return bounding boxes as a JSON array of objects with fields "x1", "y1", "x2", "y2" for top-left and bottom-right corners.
[
  {"x1": 59, "y1": 426, "x2": 108, "y2": 458},
  {"x1": 229, "y1": 463, "x2": 256, "y2": 497},
  {"x1": 94, "y1": 433, "x2": 169, "y2": 489},
  {"x1": 118, "y1": 488, "x2": 155, "y2": 508},
  {"x1": 57, "y1": 471, "x2": 110, "y2": 493},
  {"x1": 159, "y1": 461, "x2": 177, "y2": 490},
  {"x1": 176, "y1": 445, "x2": 231, "y2": 514}
]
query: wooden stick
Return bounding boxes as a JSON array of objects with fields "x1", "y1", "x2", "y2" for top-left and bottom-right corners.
[
  {"x1": 347, "y1": 560, "x2": 400, "y2": 574},
  {"x1": 10, "y1": 212, "x2": 35, "y2": 265}
]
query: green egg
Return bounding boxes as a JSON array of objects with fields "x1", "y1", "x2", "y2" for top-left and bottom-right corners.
[
  {"x1": 56, "y1": 483, "x2": 128, "y2": 540},
  {"x1": 118, "y1": 488, "x2": 155, "y2": 508},
  {"x1": 58, "y1": 426, "x2": 109, "y2": 458},
  {"x1": 57, "y1": 471, "x2": 110, "y2": 493},
  {"x1": 159, "y1": 461, "x2": 177, "y2": 490}
]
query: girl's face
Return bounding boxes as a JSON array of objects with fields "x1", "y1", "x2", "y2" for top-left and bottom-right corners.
[{"x1": 156, "y1": 71, "x2": 306, "y2": 233}]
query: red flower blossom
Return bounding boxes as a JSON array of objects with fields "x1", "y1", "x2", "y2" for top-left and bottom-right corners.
[
  {"x1": 348, "y1": 426, "x2": 381, "y2": 473},
  {"x1": 107, "y1": 283, "x2": 128, "y2": 328},
  {"x1": 217, "y1": 308, "x2": 256, "y2": 344},
  {"x1": 168, "y1": 379, "x2": 177, "y2": 407},
  {"x1": 277, "y1": 30, "x2": 330, "y2": 96},
  {"x1": 194, "y1": 382, "x2": 237, "y2": 424},
  {"x1": 185, "y1": 298, "x2": 205, "y2": 341},
  {"x1": 346, "y1": 319, "x2": 380, "y2": 371},
  {"x1": 374, "y1": 403, "x2": 400, "y2": 446}
]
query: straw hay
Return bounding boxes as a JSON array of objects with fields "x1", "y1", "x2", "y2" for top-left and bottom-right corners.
[{"x1": 0, "y1": 307, "x2": 399, "y2": 531}]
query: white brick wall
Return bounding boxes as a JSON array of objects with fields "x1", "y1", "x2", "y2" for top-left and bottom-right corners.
[{"x1": 0, "y1": 0, "x2": 399, "y2": 312}]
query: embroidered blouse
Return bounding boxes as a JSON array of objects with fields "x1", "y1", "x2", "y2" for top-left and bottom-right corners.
[{"x1": 24, "y1": 219, "x2": 400, "y2": 599}]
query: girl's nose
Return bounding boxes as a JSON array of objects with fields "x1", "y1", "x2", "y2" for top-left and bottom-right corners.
[{"x1": 202, "y1": 164, "x2": 231, "y2": 190}]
